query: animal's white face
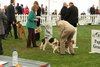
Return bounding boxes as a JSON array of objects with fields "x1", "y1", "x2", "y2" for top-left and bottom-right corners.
[{"x1": 52, "y1": 40, "x2": 60, "y2": 53}]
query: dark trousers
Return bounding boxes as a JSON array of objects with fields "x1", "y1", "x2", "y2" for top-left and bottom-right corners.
[
  {"x1": 35, "y1": 33, "x2": 40, "y2": 41},
  {"x1": 0, "y1": 35, "x2": 3, "y2": 52},
  {"x1": 35, "y1": 18, "x2": 40, "y2": 41},
  {"x1": 27, "y1": 28, "x2": 36, "y2": 47},
  {"x1": 8, "y1": 22, "x2": 18, "y2": 39},
  {"x1": 37, "y1": 18, "x2": 40, "y2": 27}
]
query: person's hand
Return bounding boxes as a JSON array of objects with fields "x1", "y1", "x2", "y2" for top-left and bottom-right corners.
[
  {"x1": 34, "y1": 19, "x2": 38, "y2": 22},
  {"x1": 13, "y1": 21, "x2": 16, "y2": 24}
]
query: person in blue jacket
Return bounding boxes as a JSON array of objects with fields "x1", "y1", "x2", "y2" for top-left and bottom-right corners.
[{"x1": 26, "y1": 1, "x2": 39, "y2": 48}]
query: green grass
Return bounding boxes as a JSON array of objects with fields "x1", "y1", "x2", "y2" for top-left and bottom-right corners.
[{"x1": 2, "y1": 25, "x2": 100, "y2": 67}]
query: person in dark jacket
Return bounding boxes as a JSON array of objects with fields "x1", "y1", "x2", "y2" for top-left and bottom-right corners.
[
  {"x1": 90, "y1": 5, "x2": 96, "y2": 23},
  {"x1": 16, "y1": 3, "x2": 23, "y2": 14},
  {"x1": 35, "y1": 4, "x2": 41, "y2": 41},
  {"x1": 41, "y1": 4, "x2": 44, "y2": 15},
  {"x1": 90, "y1": 5, "x2": 95, "y2": 14},
  {"x1": 37, "y1": 6, "x2": 41, "y2": 26},
  {"x1": 64, "y1": 2, "x2": 78, "y2": 47},
  {"x1": 60, "y1": 2, "x2": 68, "y2": 20},
  {"x1": 0, "y1": 9, "x2": 7, "y2": 55},
  {"x1": 65, "y1": 2, "x2": 78, "y2": 27},
  {"x1": 6, "y1": 0, "x2": 18, "y2": 39}
]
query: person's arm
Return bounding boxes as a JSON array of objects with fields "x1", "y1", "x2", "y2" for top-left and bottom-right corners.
[
  {"x1": 1, "y1": 12, "x2": 8, "y2": 25},
  {"x1": 1, "y1": 12, "x2": 7, "y2": 20}
]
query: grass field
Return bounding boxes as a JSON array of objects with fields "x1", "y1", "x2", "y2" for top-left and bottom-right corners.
[{"x1": 2, "y1": 25, "x2": 100, "y2": 67}]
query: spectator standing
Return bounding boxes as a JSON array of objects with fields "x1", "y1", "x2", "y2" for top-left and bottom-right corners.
[
  {"x1": 90, "y1": 5, "x2": 95, "y2": 14},
  {"x1": 26, "y1": 1, "x2": 39, "y2": 48},
  {"x1": 16, "y1": 3, "x2": 23, "y2": 14},
  {"x1": 41, "y1": 4, "x2": 44, "y2": 15},
  {"x1": 90, "y1": 5, "x2": 96, "y2": 23},
  {"x1": 81, "y1": 11, "x2": 86, "y2": 15},
  {"x1": 0, "y1": 8, "x2": 8, "y2": 55},
  {"x1": 23, "y1": 6, "x2": 29, "y2": 14},
  {"x1": 6, "y1": 0, "x2": 18, "y2": 39},
  {"x1": 95, "y1": 7, "x2": 99, "y2": 14},
  {"x1": 65, "y1": 2, "x2": 78, "y2": 49},
  {"x1": 35, "y1": 3, "x2": 41, "y2": 41},
  {"x1": 2, "y1": 5, "x2": 8, "y2": 39},
  {"x1": 44, "y1": 6, "x2": 47, "y2": 15},
  {"x1": 60, "y1": 2, "x2": 68, "y2": 20},
  {"x1": 65, "y1": 2, "x2": 78, "y2": 27},
  {"x1": 52, "y1": 9, "x2": 57, "y2": 15},
  {"x1": 15, "y1": 3, "x2": 20, "y2": 14},
  {"x1": 20, "y1": 4, "x2": 24, "y2": 14}
]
